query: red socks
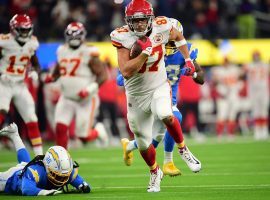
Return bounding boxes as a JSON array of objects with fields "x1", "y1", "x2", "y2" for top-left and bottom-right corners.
[
  {"x1": 140, "y1": 144, "x2": 156, "y2": 167},
  {"x1": 26, "y1": 122, "x2": 42, "y2": 147},
  {"x1": 56, "y1": 123, "x2": 68, "y2": 149},
  {"x1": 165, "y1": 117, "x2": 184, "y2": 144}
]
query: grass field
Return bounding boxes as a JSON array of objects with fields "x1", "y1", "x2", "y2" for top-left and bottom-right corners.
[{"x1": 0, "y1": 136, "x2": 270, "y2": 200}]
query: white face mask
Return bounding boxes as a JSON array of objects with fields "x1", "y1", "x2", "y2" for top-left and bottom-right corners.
[{"x1": 68, "y1": 39, "x2": 81, "y2": 47}]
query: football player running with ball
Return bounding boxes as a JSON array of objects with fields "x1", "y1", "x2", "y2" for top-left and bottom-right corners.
[
  {"x1": 0, "y1": 14, "x2": 43, "y2": 155},
  {"x1": 118, "y1": 18, "x2": 204, "y2": 177},
  {"x1": 110, "y1": 0, "x2": 201, "y2": 192},
  {"x1": 0, "y1": 123, "x2": 90, "y2": 196},
  {"x1": 45, "y1": 22, "x2": 108, "y2": 149}
]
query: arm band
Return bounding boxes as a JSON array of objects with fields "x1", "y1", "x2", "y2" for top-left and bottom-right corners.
[{"x1": 175, "y1": 39, "x2": 187, "y2": 48}]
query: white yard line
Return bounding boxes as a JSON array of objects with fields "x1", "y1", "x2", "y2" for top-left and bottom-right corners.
[{"x1": 93, "y1": 184, "x2": 270, "y2": 190}]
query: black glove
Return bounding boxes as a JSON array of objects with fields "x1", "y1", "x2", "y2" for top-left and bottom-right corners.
[{"x1": 78, "y1": 182, "x2": 91, "y2": 193}]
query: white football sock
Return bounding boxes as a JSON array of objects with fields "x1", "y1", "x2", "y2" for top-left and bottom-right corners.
[
  {"x1": 33, "y1": 145, "x2": 43, "y2": 156},
  {"x1": 127, "y1": 140, "x2": 137, "y2": 152},
  {"x1": 164, "y1": 151, "x2": 173, "y2": 164}
]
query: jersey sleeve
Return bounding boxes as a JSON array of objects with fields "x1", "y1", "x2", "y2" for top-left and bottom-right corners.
[
  {"x1": 110, "y1": 26, "x2": 132, "y2": 49},
  {"x1": 0, "y1": 34, "x2": 10, "y2": 48},
  {"x1": 31, "y1": 36, "x2": 39, "y2": 51},
  {"x1": 68, "y1": 168, "x2": 89, "y2": 189},
  {"x1": 21, "y1": 167, "x2": 42, "y2": 196},
  {"x1": 56, "y1": 45, "x2": 64, "y2": 62},
  {"x1": 153, "y1": 16, "x2": 173, "y2": 43}
]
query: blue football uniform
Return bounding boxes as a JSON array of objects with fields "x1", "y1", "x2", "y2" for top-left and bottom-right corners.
[{"x1": 2, "y1": 151, "x2": 89, "y2": 196}]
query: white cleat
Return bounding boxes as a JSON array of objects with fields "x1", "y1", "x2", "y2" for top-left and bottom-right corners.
[
  {"x1": 147, "y1": 167, "x2": 163, "y2": 193},
  {"x1": 95, "y1": 122, "x2": 109, "y2": 147},
  {"x1": 0, "y1": 123, "x2": 19, "y2": 137},
  {"x1": 179, "y1": 146, "x2": 201, "y2": 173}
]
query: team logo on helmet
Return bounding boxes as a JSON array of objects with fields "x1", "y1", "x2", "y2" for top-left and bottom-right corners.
[{"x1": 9, "y1": 14, "x2": 33, "y2": 43}]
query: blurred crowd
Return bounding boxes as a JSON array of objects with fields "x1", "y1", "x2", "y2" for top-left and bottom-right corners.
[
  {"x1": 0, "y1": 0, "x2": 269, "y2": 150},
  {"x1": 0, "y1": 0, "x2": 270, "y2": 41}
]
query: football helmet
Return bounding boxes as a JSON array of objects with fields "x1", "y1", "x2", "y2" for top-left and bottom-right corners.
[
  {"x1": 125, "y1": 0, "x2": 154, "y2": 36},
  {"x1": 165, "y1": 18, "x2": 183, "y2": 55},
  {"x1": 65, "y1": 22, "x2": 86, "y2": 48},
  {"x1": 43, "y1": 146, "x2": 73, "y2": 187},
  {"x1": 10, "y1": 14, "x2": 33, "y2": 43}
]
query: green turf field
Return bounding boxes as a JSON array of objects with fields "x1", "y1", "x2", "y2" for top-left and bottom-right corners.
[{"x1": 0, "y1": 136, "x2": 270, "y2": 200}]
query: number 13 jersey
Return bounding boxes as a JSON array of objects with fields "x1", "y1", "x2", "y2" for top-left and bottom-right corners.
[{"x1": 0, "y1": 33, "x2": 39, "y2": 82}]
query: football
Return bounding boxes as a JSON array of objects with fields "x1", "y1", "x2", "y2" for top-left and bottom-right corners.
[{"x1": 129, "y1": 36, "x2": 147, "y2": 59}]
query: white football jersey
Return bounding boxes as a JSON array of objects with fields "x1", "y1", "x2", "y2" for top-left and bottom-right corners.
[
  {"x1": 213, "y1": 65, "x2": 242, "y2": 98},
  {"x1": 110, "y1": 16, "x2": 173, "y2": 96},
  {"x1": 0, "y1": 34, "x2": 39, "y2": 82},
  {"x1": 56, "y1": 43, "x2": 99, "y2": 100},
  {"x1": 246, "y1": 61, "x2": 269, "y2": 94}
]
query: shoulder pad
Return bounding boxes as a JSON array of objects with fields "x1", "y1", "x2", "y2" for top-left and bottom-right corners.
[
  {"x1": 153, "y1": 16, "x2": 173, "y2": 33},
  {"x1": 110, "y1": 26, "x2": 131, "y2": 48},
  {"x1": 0, "y1": 34, "x2": 11, "y2": 47}
]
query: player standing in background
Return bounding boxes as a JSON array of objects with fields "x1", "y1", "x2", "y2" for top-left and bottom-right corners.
[
  {"x1": 45, "y1": 22, "x2": 108, "y2": 149},
  {"x1": 0, "y1": 123, "x2": 90, "y2": 196},
  {"x1": 0, "y1": 14, "x2": 43, "y2": 155},
  {"x1": 110, "y1": 0, "x2": 201, "y2": 192},
  {"x1": 119, "y1": 18, "x2": 204, "y2": 177},
  {"x1": 212, "y1": 57, "x2": 243, "y2": 138},
  {"x1": 244, "y1": 51, "x2": 269, "y2": 140}
]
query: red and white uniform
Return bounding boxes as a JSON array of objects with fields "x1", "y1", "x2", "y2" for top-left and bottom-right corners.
[
  {"x1": 246, "y1": 61, "x2": 269, "y2": 118},
  {"x1": 110, "y1": 16, "x2": 173, "y2": 149},
  {"x1": 55, "y1": 43, "x2": 100, "y2": 137},
  {"x1": 0, "y1": 33, "x2": 39, "y2": 122},
  {"x1": 212, "y1": 64, "x2": 243, "y2": 122}
]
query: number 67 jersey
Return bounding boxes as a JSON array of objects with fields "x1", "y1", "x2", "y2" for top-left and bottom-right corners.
[{"x1": 110, "y1": 16, "x2": 173, "y2": 97}]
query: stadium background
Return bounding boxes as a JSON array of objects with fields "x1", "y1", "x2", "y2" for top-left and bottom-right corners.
[{"x1": 0, "y1": 0, "x2": 270, "y2": 199}]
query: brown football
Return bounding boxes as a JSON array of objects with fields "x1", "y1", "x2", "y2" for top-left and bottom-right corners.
[{"x1": 129, "y1": 36, "x2": 147, "y2": 59}]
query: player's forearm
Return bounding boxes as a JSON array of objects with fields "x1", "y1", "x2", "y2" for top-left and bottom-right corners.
[
  {"x1": 121, "y1": 54, "x2": 148, "y2": 79},
  {"x1": 177, "y1": 44, "x2": 190, "y2": 60}
]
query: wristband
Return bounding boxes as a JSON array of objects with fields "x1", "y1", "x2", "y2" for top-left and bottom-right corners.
[{"x1": 175, "y1": 39, "x2": 187, "y2": 48}]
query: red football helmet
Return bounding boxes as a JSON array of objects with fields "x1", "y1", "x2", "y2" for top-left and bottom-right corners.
[
  {"x1": 125, "y1": 0, "x2": 154, "y2": 36},
  {"x1": 65, "y1": 22, "x2": 86, "y2": 48},
  {"x1": 9, "y1": 14, "x2": 33, "y2": 43}
]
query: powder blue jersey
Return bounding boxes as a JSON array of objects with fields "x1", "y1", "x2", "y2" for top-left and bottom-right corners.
[
  {"x1": 4, "y1": 162, "x2": 86, "y2": 196},
  {"x1": 165, "y1": 43, "x2": 198, "y2": 105}
]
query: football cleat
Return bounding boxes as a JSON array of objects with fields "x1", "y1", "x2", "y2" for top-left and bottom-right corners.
[
  {"x1": 121, "y1": 138, "x2": 133, "y2": 166},
  {"x1": 162, "y1": 161, "x2": 181, "y2": 177},
  {"x1": 0, "y1": 123, "x2": 19, "y2": 137},
  {"x1": 179, "y1": 146, "x2": 201, "y2": 173},
  {"x1": 147, "y1": 167, "x2": 163, "y2": 193},
  {"x1": 95, "y1": 122, "x2": 109, "y2": 147}
]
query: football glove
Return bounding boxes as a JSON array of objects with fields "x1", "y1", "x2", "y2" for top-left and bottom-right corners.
[
  {"x1": 78, "y1": 182, "x2": 91, "y2": 193},
  {"x1": 78, "y1": 89, "x2": 89, "y2": 99},
  {"x1": 137, "y1": 37, "x2": 152, "y2": 56},
  {"x1": 184, "y1": 58, "x2": 196, "y2": 76}
]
